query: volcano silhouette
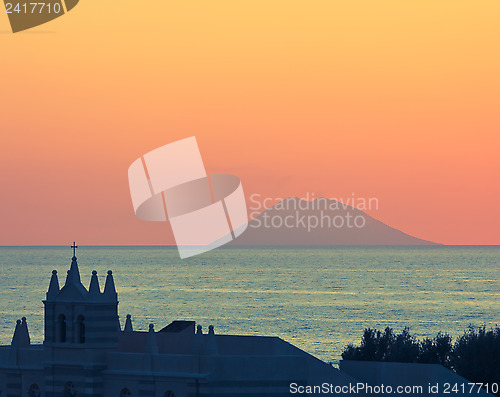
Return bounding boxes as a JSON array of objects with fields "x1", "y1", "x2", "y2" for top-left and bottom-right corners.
[{"x1": 230, "y1": 197, "x2": 438, "y2": 246}]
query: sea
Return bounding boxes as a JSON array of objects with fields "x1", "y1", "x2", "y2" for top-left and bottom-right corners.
[{"x1": 0, "y1": 246, "x2": 498, "y2": 366}]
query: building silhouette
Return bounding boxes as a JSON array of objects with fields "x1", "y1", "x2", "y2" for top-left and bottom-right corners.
[{"x1": 0, "y1": 251, "x2": 355, "y2": 397}]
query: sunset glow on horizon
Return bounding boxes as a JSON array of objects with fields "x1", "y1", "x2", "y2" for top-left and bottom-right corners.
[{"x1": 1, "y1": 1, "x2": 499, "y2": 245}]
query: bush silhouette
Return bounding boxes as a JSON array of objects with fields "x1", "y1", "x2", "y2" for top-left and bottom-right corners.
[
  {"x1": 451, "y1": 327, "x2": 500, "y2": 390},
  {"x1": 342, "y1": 326, "x2": 500, "y2": 396},
  {"x1": 417, "y1": 333, "x2": 453, "y2": 367},
  {"x1": 342, "y1": 327, "x2": 420, "y2": 363}
]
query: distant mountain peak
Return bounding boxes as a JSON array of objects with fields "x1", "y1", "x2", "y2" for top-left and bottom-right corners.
[{"x1": 232, "y1": 197, "x2": 438, "y2": 246}]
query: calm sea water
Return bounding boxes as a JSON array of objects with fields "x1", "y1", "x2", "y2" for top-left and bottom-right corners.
[{"x1": 0, "y1": 246, "x2": 498, "y2": 365}]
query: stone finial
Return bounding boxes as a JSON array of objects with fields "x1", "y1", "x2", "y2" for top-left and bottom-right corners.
[
  {"x1": 145, "y1": 323, "x2": 159, "y2": 354},
  {"x1": 206, "y1": 325, "x2": 218, "y2": 355},
  {"x1": 194, "y1": 324, "x2": 203, "y2": 354},
  {"x1": 21, "y1": 317, "x2": 30, "y2": 346},
  {"x1": 47, "y1": 270, "x2": 60, "y2": 300},
  {"x1": 103, "y1": 270, "x2": 117, "y2": 301},
  {"x1": 11, "y1": 320, "x2": 21, "y2": 346},
  {"x1": 88, "y1": 270, "x2": 101, "y2": 298},
  {"x1": 11, "y1": 317, "x2": 30, "y2": 348},
  {"x1": 124, "y1": 314, "x2": 133, "y2": 332}
]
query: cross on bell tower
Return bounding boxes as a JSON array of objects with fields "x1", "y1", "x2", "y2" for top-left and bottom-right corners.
[{"x1": 71, "y1": 242, "x2": 78, "y2": 259}]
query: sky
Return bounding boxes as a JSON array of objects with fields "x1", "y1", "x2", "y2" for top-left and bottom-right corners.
[{"x1": 1, "y1": 1, "x2": 499, "y2": 245}]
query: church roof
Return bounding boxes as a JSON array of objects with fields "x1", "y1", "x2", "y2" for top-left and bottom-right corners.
[{"x1": 159, "y1": 321, "x2": 195, "y2": 333}]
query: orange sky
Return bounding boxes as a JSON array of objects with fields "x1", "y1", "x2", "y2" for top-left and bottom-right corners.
[{"x1": 1, "y1": 1, "x2": 499, "y2": 245}]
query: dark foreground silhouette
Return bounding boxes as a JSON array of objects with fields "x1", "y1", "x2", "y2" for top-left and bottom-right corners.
[{"x1": 342, "y1": 326, "x2": 500, "y2": 396}]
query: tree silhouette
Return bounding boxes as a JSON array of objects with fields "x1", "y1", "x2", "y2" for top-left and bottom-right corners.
[
  {"x1": 342, "y1": 326, "x2": 500, "y2": 396},
  {"x1": 451, "y1": 326, "x2": 500, "y2": 390}
]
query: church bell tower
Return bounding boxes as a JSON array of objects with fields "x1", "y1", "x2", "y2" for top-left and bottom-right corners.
[{"x1": 43, "y1": 243, "x2": 119, "y2": 347}]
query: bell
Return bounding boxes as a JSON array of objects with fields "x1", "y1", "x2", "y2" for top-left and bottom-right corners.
[{"x1": 4, "y1": 0, "x2": 79, "y2": 33}]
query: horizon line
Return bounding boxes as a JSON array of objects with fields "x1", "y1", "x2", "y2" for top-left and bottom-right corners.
[{"x1": 0, "y1": 244, "x2": 499, "y2": 247}]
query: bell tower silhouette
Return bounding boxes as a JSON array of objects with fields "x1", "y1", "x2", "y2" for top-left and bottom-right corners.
[{"x1": 43, "y1": 243, "x2": 119, "y2": 346}]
